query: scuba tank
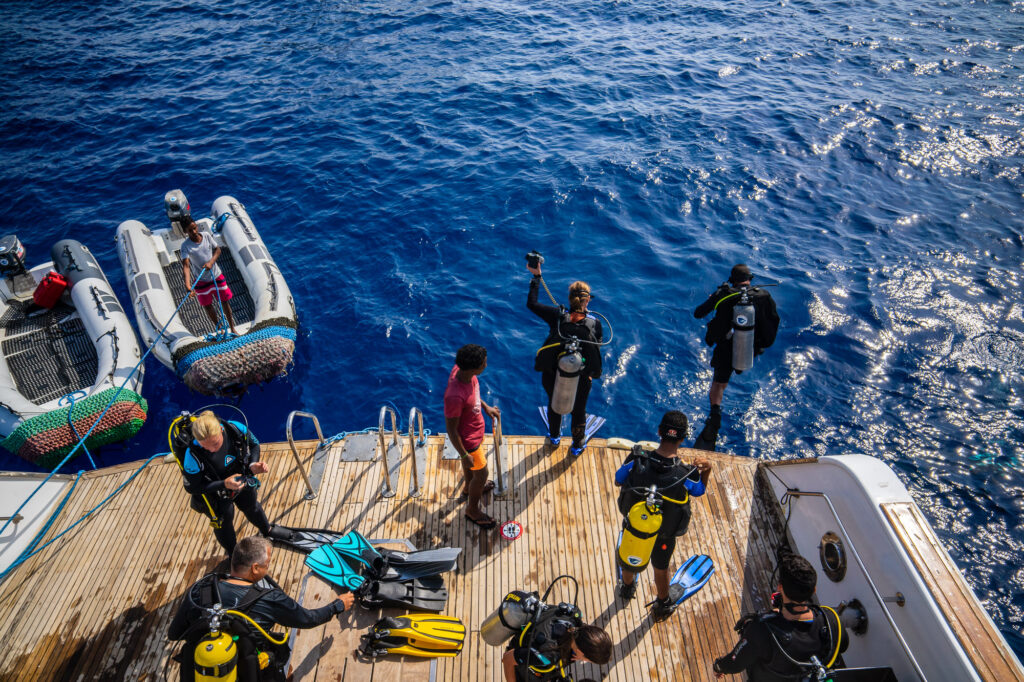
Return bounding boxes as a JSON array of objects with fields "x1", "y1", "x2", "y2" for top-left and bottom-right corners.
[
  {"x1": 480, "y1": 590, "x2": 542, "y2": 645},
  {"x1": 194, "y1": 606, "x2": 238, "y2": 682},
  {"x1": 731, "y1": 287, "x2": 755, "y2": 373},
  {"x1": 616, "y1": 490, "x2": 663, "y2": 573},
  {"x1": 550, "y1": 339, "x2": 584, "y2": 415}
]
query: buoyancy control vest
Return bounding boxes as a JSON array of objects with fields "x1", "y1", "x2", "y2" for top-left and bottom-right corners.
[
  {"x1": 738, "y1": 607, "x2": 843, "y2": 682},
  {"x1": 514, "y1": 603, "x2": 583, "y2": 681},
  {"x1": 617, "y1": 446, "x2": 696, "y2": 537},
  {"x1": 703, "y1": 285, "x2": 779, "y2": 352},
  {"x1": 171, "y1": 418, "x2": 256, "y2": 498},
  {"x1": 534, "y1": 312, "x2": 601, "y2": 376},
  {"x1": 170, "y1": 574, "x2": 290, "y2": 682}
]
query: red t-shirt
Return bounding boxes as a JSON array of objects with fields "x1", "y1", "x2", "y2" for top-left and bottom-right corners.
[{"x1": 443, "y1": 365, "x2": 484, "y2": 451}]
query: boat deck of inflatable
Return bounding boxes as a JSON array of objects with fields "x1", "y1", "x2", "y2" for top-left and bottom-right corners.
[
  {"x1": 160, "y1": 250, "x2": 256, "y2": 335},
  {"x1": 0, "y1": 436, "x2": 788, "y2": 680}
]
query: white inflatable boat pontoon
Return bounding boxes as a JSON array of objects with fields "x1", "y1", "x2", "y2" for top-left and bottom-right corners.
[
  {"x1": 116, "y1": 191, "x2": 297, "y2": 395},
  {"x1": 0, "y1": 237, "x2": 146, "y2": 468}
]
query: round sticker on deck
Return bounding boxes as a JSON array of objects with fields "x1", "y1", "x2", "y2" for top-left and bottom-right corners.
[{"x1": 500, "y1": 520, "x2": 522, "y2": 541}]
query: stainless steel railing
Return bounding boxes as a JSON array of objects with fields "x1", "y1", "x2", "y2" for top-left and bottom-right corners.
[{"x1": 284, "y1": 410, "x2": 324, "y2": 500}]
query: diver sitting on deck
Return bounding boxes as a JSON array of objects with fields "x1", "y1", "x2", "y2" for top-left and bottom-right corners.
[
  {"x1": 173, "y1": 410, "x2": 273, "y2": 555},
  {"x1": 444, "y1": 343, "x2": 500, "y2": 529},
  {"x1": 615, "y1": 411, "x2": 712, "y2": 621},
  {"x1": 169, "y1": 536, "x2": 355, "y2": 682},
  {"x1": 713, "y1": 548, "x2": 848, "y2": 681},
  {"x1": 180, "y1": 215, "x2": 239, "y2": 336}
]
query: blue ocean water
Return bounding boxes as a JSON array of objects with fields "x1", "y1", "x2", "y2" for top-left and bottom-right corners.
[{"x1": 1, "y1": 0, "x2": 1021, "y2": 657}]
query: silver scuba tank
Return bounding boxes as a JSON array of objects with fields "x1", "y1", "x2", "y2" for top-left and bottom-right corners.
[
  {"x1": 550, "y1": 341, "x2": 584, "y2": 415},
  {"x1": 731, "y1": 289, "x2": 755, "y2": 373},
  {"x1": 480, "y1": 591, "x2": 540, "y2": 645}
]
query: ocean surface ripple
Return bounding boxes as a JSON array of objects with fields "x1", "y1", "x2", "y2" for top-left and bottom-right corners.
[{"x1": 1, "y1": 0, "x2": 1021, "y2": 657}]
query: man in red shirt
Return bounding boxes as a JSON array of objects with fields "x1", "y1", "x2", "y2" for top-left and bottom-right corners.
[{"x1": 444, "y1": 344, "x2": 501, "y2": 529}]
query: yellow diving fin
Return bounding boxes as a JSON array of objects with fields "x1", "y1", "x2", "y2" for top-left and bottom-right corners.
[{"x1": 358, "y1": 614, "x2": 466, "y2": 658}]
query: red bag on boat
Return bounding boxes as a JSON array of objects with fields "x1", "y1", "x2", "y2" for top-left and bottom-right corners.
[{"x1": 33, "y1": 271, "x2": 68, "y2": 309}]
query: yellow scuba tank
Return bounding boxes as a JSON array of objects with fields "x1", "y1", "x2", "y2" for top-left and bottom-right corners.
[
  {"x1": 194, "y1": 631, "x2": 238, "y2": 682},
  {"x1": 616, "y1": 497, "x2": 663, "y2": 573}
]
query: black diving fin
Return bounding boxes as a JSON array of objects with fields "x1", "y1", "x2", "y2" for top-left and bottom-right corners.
[
  {"x1": 359, "y1": 574, "x2": 449, "y2": 612},
  {"x1": 266, "y1": 523, "x2": 346, "y2": 554},
  {"x1": 358, "y1": 613, "x2": 466, "y2": 658},
  {"x1": 376, "y1": 547, "x2": 462, "y2": 581}
]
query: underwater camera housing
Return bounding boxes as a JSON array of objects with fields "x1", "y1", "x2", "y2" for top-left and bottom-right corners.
[{"x1": 525, "y1": 250, "x2": 544, "y2": 268}]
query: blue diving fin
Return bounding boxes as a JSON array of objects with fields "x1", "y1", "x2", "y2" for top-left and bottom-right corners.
[
  {"x1": 669, "y1": 554, "x2": 715, "y2": 605},
  {"x1": 583, "y1": 414, "x2": 605, "y2": 443},
  {"x1": 331, "y1": 530, "x2": 386, "y2": 575},
  {"x1": 538, "y1": 406, "x2": 558, "y2": 434},
  {"x1": 306, "y1": 543, "x2": 366, "y2": 592}
]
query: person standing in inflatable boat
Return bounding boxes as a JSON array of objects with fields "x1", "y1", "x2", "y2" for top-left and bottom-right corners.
[
  {"x1": 181, "y1": 215, "x2": 239, "y2": 336},
  {"x1": 526, "y1": 259, "x2": 603, "y2": 457}
]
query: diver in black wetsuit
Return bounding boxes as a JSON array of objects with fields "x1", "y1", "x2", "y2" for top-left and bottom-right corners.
[
  {"x1": 713, "y1": 550, "x2": 848, "y2": 681},
  {"x1": 694, "y1": 264, "x2": 779, "y2": 420},
  {"x1": 174, "y1": 410, "x2": 272, "y2": 555},
  {"x1": 169, "y1": 536, "x2": 355, "y2": 682},
  {"x1": 526, "y1": 260, "x2": 603, "y2": 456}
]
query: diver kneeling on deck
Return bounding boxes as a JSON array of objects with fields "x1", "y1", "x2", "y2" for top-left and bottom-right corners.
[
  {"x1": 171, "y1": 410, "x2": 272, "y2": 555},
  {"x1": 169, "y1": 536, "x2": 355, "y2": 682},
  {"x1": 615, "y1": 410, "x2": 712, "y2": 621},
  {"x1": 713, "y1": 548, "x2": 848, "y2": 681}
]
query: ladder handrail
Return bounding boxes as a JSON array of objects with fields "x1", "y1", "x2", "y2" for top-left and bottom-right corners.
[
  {"x1": 378, "y1": 405, "x2": 399, "y2": 498},
  {"x1": 491, "y1": 414, "x2": 508, "y2": 497},
  {"x1": 285, "y1": 410, "x2": 323, "y2": 500},
  {"x1": 408, "y1": 407, "x2": 425, "y2": 498}
]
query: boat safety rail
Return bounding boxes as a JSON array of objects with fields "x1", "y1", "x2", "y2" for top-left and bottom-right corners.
[
  {"x1": 0, "y1": 266, "x2": 211, "y2": 542},
  {"x1": 284, "y1": 411, "x2": 325, "y2": 500},
  {"x1": 378, "y1": 405, "x2": 399, "y2": 498},
  {"x1": 782, "y1": 489, "x2": 927, "y2": 682},
  {"x1": 408, "y1": 407, "x2": 425, "y2": 498},
  {"x1": 491, "y1": 413, "x2": 508, "y2": 498}
]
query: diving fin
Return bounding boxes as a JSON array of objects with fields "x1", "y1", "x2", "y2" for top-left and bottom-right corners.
[
  {"x1": 359, "y1": 575, "x2": 448, "y2": 612},
  {"x1": 330, "y1": 530, "x2": 386, "y2": 574},
  {"x1": 538, "y1": 406, "x2": 557, "y2": 434},
  {"x1": 584, "y1": 413, "x2": 606, "y2": 443},
  {"x1": 377, "y1": 547, "x2": 462, "y2": 581},
  {"x1": 358, "y1": 614, "x2": 466, "y2": 658},
  {"x1": 693, "y1": 412, "x2": 721, "y2": 452},
  {"x1": 669, "y1": 554, "x2": 715, "y2": 605},
  {"x1": 305, "y1": 543, "x2": 366, "y2": 592},
  {"x1": 266, "y1": 523, "x2": 346, "y2": 554}
]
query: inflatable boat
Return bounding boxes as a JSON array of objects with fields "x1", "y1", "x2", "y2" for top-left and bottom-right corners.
[
  {"x1": 0, "y1": 237, "x2": 147, "y2": 468},
  {"x1": 115, "y1": 191, "x2": 297, "y2": 395}
]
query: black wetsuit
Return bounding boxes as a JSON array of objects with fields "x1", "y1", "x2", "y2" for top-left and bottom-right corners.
[
  {"x1": 615, "y1": 448, "x2": 705, "y2": 570},
  {"x1": 169, "y1": 573, "x2": 346, "y2": 682},
  {"x1": 713, "y1": 608, "x2": 848, "y2": 682},
  {"x1": 527, "y1": 276, "x2": 603, "y2": 446},
  {"x1": 181, "y1": 419, "x2": 271, "y2": 553},
  {"x1": 694, "y1": 283, "x2": 779, "y2": 383}
]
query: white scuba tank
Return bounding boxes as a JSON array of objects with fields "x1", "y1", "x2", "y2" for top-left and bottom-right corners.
[
  {"x1": 550, "y1": 345, "x2": 583, "y2": 415},
  {"x1": 731, "y1": 289, "x2": 755, "y2": 373}
]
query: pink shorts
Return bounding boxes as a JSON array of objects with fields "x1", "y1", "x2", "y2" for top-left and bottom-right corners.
[{"x1": 195, "y1": 275, "x2": 233, "y2": 307}]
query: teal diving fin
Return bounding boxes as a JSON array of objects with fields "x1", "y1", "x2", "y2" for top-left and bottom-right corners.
[
  {"x1": 306, "y1": 543, "x2": 366, "y2": 592},
  {"x1": 331, "y1": 530, "x2": 386, "y2": 574},
  {"x1": 669, "y1": 554, "x2": 715, "y2": 605}
]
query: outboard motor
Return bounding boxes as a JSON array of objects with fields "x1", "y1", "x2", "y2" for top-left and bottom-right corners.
[
  {"x1": 165, "y1": 189, "x2": 192, "y2": 238},
  {"x1": 731, "y1": 287, "x2": 755, "y2": 373},
  {"x1": 550, "y1": 339, "x2": 584, "y2": 415},
  {"x1": 0, "y1": 235, "x2": 27, "y2": 277}
]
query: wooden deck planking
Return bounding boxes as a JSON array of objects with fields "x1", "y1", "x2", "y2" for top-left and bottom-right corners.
[{"x1": 0, "y1": 436, "x2": 782, "y2": 681}]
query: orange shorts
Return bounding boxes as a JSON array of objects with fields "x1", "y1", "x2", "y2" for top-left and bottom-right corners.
[{"x1": 466, "y1": 446, "x2": 487, "y2": 471}]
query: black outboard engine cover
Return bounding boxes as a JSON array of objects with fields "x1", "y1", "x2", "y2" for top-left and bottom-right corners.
[{"x1": 0, "y1": 234, "x2": 27, "y2": 277}]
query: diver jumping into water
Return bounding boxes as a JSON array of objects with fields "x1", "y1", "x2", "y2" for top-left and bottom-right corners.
[{"x1": 694, "y1": 264, "x2": 779, "y2": 419}]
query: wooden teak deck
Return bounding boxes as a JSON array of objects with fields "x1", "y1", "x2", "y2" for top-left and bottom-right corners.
[{"x1": 0, "y1": 436, "x2": 783, "y2": 681}]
